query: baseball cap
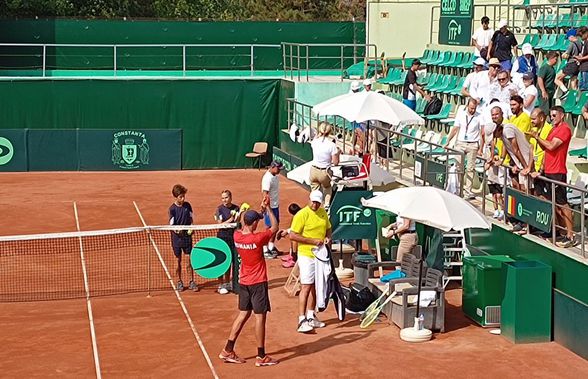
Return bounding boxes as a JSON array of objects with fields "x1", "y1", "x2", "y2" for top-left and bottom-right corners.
[
  {"x1": 498, "y1": 19, "x2": 508, "y2": 29},
  {"x1": 363, "y1": 78, "x2": 372, "y2": 86},
  {"x1": 350, "y1": 81, "x2": 361, "y2": 90},
  {"x1": 243, "y1": 210, "x2": 263, "y2": 225},
  {"x1": 566, "y1": 29, "x2": 577, "y2": 39},
  {"x1": 488, "y1": 57, "x2": 501, "y2": 67},
  {"x1": 270, "y1": 160, "x2": 284, "y2": 169},
  {"x1": 309, "y1": 190, "x2": 323, "y2": 203},
  {"x1": 522, "y1": 73, "x2": 534, "y2": 81},
  {"x1": 522, "y1": 43, "x2": 534, "y2": 56},
  {"x1": 473, "y1": 57, "x2": 486, "y2": 66}
]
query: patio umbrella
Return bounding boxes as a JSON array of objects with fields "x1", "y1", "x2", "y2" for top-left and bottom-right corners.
[
  {"x1": 312, "y1": 90, "x2": 425, "y2": 126},
  {"x1": 361, "y1": 186, "x2": 491, "y2": 342}
]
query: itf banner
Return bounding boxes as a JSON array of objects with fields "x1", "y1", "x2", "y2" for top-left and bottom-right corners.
[
  {"x1": 330, "y1": 190, "x2": 377, "y2": 240},
  {"x1": 439, "y1": 0, "x2": 474, "y2": 46}
]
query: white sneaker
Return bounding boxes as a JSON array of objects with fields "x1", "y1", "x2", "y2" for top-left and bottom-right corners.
[
  {"x1": 218, "y1": 285, "x2": 229, "y2": 295},
  {"x1": 492, "y1": 210, "x2": 500, "y2": 218},
  {"x1": 308, "y1": 317, "x2": 326, "y2": 328},
  {"x1": 498, "y1": 210, "x2": 504, "y2": 220},
  {"x1": 297, "y1": 319, "x2": 314, "y2": 333}
]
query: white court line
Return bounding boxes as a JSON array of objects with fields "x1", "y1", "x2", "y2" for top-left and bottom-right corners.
[
  {"x1": 133, "y1": 201, "x2": 219, "y2": 379},
  {"x1": 73, "y1": 202, "x2": 102, "y2": 379}
]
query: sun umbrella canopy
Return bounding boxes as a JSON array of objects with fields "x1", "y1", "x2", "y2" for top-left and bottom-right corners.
[
  {"x1": 312, "y1": 91, "x2": 425, "y2": 126},
  {"x1": 361, "y1": 186, "x2": 491, "y2": 231}
]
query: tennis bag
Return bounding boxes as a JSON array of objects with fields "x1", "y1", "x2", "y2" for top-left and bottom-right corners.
[
  {"x1": 423, "y1": 96, "x2": 442, "y2": 116},
  {"x1": 346, "y1": 283, "x2": 376, "y2": 312}
]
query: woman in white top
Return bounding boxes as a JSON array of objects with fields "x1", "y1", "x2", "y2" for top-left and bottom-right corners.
[
  {"x1": 385, "y1": 215, "x2": 417, "y2": 262},
  {"x1": 310, "y1": 122, "x2": 340, "y2": 207},
  {"x1": 521, "y1": 73, "x2": 538, "y2": 114}
]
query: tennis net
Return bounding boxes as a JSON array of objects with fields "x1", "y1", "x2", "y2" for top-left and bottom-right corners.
[{"x1": 0, "y1": 224, "x2": 237, "y2": 302}]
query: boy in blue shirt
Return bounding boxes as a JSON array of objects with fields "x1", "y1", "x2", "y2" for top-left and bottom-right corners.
[{"x1": 169, "y1": 184, "x2": 197, "y2": 292}]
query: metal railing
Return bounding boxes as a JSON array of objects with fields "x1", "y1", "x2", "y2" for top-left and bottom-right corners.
[
  {"x1": 0, "y1": 43, "x2": 282, "y2": 77},
  {"x1": 282, "y1": 42, "x2": 378, "y2": 81}
]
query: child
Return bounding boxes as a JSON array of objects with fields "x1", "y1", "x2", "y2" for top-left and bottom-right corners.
[
  {"x1": 169, "y1": 184, "x2": 197, "y2": 292},
  {"x1": 215, "y1": 190, "x2": 240, "y2": 295},
  {"x1": 278, "y1": 203, "x2": 302, "y2": 268}
]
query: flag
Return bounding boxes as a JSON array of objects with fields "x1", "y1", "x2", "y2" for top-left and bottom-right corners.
[{"x1": 507, "y1": 195, "x2": 516, "y2": 215}]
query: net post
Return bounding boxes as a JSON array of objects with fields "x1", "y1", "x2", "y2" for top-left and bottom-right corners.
[{"x1": 147, "y1": 227, "x2": 152, "y2": 298}]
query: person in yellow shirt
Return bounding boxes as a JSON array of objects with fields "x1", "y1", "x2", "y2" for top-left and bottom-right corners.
[
  {"x1": 289, "y1": 190, "x2": 332, "y2": 334},
  {"x1": 522, "y1": 108, "x2": 553, "y2": 176},
  {"x1": 504, "y1": 94, "x2": 533, "y2": 171}
]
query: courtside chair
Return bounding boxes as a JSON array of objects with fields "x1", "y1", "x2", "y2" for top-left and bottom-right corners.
[{"x1": 245, "y1": 142, "x2": 268, "y2": 170}]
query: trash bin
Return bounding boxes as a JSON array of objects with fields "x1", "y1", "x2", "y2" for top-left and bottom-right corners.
[
  {"x1": 351, "y1": 253, "x2": 376, "y2": 287},
  {"x1": 462, "y1": 255, "x2": 515, "y2": 327},
  {"x1": 501, "y1": 260, "x2": 552, "y2": 344}
]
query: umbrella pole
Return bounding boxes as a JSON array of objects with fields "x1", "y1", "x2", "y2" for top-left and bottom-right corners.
[{"x1": 415, "y1": 255, "x2": 424, "y2": 317}]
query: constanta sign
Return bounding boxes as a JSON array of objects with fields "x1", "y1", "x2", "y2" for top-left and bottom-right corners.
[
  {"x1": 505, "y1": 188, "x2": 553, "y2": 232},
  {"x1": 330, "y1": 190, "x2": 377, "y2": 240},
  {"x1": 439, "y1": 0, "x2": 474, "y2": 46}
]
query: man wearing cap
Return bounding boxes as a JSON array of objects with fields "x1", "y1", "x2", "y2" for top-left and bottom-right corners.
[
  {"x1": 472, "y1": 16, "x2": 494, "y2": 60},
  {"x1": 511, "y1": 43, "x2": 538, "y2": 88},
  {"x1": 537, "y1": 51, "x2": 559, "y2": 114},
  {"x1": 363, "y1": 78, "x2": 372, "y2": 92},
  {"x1": 289, "y1": 190, "x2": 332, "y2": 333},
  {"x1": 472, "y1": 58, "x2": 501, "y2": 107},
  {"x1": 487, "y1": 20, "x2": 518, "y2": 71},
  {"x1": 402, "y1": 59, "x2": 425, "y2": 111},
  {"x1": 555, "y1": 29, "x2": 582, "y2": 95},
  {"x1": 349, "y1": 81, "x2": 361, "y2": 94},
  {"x1": 261, "y1": 160, "x2": 283, "y2": 258},
  {"x1": 461, "y1": 57, "x2": 486, "y2": 103},
  {"x1": 219, "y1": 204, "x2": 279, "y2": 367}
]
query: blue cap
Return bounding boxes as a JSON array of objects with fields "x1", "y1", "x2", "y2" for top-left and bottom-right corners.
[
  {"x1": 243, "y1": 210, "x2": 263, "y2": 225},
  {"x1": 566, "y1": 29, "x2": 577, "y2": 39}
]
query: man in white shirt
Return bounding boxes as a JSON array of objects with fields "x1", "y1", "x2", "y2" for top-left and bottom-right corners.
[
  {"x1": 261, "y1": 160, "x2": 283, "y2": 258},
  {"x1": 461, "y1": 57, "x2": 486, "y2": 102},
  {"x1": 472, "y1": 16, "x2": 494, "y2": 59},
  {"x1": 489, "y1": 70, "x2": 520, "y2": 105},
  {"x1": 471, "y1": 58, "x2": 501, "y2": 107},
  {"x1": 445, "y1": 98, "x2": 483, "y2": 197}
]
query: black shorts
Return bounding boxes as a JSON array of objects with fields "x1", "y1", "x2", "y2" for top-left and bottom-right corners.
[
  {"x1": 534, "y1": 173, "x2": 568, "y2": 205},
  {"x1": 563, "y1": 62, "x2": 580, "y2": 77},
  {"x1": 173, "y1": 246, "x2": 191, "y2": 258},
  {"x1": 239, "y1": 282, "x2": 271, "y2": 314},
  {"x1": 488, "y1": 183, "x2": 503, "y2": 195}
]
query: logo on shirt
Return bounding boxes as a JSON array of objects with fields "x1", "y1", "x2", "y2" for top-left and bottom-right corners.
[
  {"x1": 111, "y1": 131, "x2": 150, "y2": 169},
  {"x1": 0, "y1": 137, "x2": 14, "y2": 166},
  {"x1": 335, "y1": 205, "x2": 373, "y2": 226},
  {"x1": 190, "y1": 237, "x2": 232, "y2": 279}
]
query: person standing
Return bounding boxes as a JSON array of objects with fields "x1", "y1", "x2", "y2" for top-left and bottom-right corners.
[
  {"x1": 289, "y1": 190, "x2": 332, "y2": 334},
  {"x1": 555, "y1": 29, "x2": 582, "y2": 95},
  {"x1": 472, "y1": 16, "x2": 494, "y2": 60},
  {"x1": 574, "y1": 27, "x2": 588, "y2": 91},
  {"x1": 261, "y1": 160, "x2": 283, "y2": 258},
  {"x1": 402, "y1": 59, "x2": 425, "y2": 111},
  {"x1": 529, "y1": 106, "x2": 575, "y2": 247},
  {"x1": 489, "y1": 70, "x2": 519, "y2": 105},
  {"x1": 310, "y1": 122, "x2": 340, "y2": 209},
  {"x1": 526, "y1": 108, "x2": 553, "y2": 184},
  {"x1": 461, "y1": 57, "x2": 487, "y2": 103},
  {"x1": 385, "y1": 215, "x2": 417, "y2": 262},
  {"x1": 487, "y1": 20, "x2": 518, "y2": 71},
  {"x1": 511, "y1": 43, "x2": 538, "y2": 88},
  {"x1": 219, "y1": 205, "x2": 279, "y2": 366},
  {"x1": 473, "y1": 58, "x2": 501, "y2": 107},
  {"x1": 445, "y1": 98, "x2": 483, "y2": 198},
  {"x1": 215, "y1": 189, "x2": 240, "y2": 295},
  {"x1": 168, "y1": 184, "x2": 197, "y2": 292},
  {"x1": 509, "y1": 95, "x2": 532, "y2": 134},
  {"x1": 521, "y1": 73, "x2": 538, "y2": 114},
  {"x1": 537, "y1": 51, "x2": 558, "y2": 114}
]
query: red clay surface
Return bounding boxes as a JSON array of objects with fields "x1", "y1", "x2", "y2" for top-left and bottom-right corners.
[{"x1": 0, "y1": 170, "x2": 587, "y2": 378}]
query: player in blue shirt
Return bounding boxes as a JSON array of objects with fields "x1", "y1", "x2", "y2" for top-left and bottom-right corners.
[
  {"x1": 215, "y1": 189, "x2": 240, "y2": 295},
  {"x1": 169, "y1": 184, "x2": 197, "y2": 292}
]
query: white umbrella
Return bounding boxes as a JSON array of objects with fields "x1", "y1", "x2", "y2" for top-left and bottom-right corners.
[
  {"x1": 313, "y1": 91, "x2": 425, "y2": 126},
  {"x1": 361, "y1": 186, "x2": 491, "y2": 232}
]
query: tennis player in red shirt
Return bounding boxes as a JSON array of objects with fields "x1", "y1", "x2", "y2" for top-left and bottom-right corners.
[{"x1": 219, "y1": 202, "x2": 279, "y2": 367}]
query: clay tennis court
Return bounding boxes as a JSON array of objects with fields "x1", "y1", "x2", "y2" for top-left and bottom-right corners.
[{"x1": 0, "y1": 169, "x2": 586, "y2": 378}]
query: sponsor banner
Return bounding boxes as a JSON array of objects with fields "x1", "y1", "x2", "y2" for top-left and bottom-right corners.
[
  {"x1": 439, "y1": 0, "x2": 474, "y2": 46},
  {"x1": 505, "y1": 187, "x2": 552, "y2": 232},
  {"x1": 330, "y1": 190, "x2": 377, "y2": 240}
]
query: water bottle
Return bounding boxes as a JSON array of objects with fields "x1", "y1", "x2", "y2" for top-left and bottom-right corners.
[{"x1": 417, "y1": 314, "x2": 424, "y2": 330}]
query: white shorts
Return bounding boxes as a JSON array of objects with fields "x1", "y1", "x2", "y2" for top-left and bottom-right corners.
[{"x1": 298, "y1": 255, "x2": 316, "y2": 285}]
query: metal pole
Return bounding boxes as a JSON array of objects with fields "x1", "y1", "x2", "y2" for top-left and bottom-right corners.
[
  {"x1": 297, "y1": 45, "x2": 301, "y2": 81},
  {"x1": 503, "y1": 166, "x2": 508, "y2": 226},
  {"x1": 482, "y1": 169, "x2": 487, "y2": 215},
  {"x1": 552, "y1": 181, "x2": 557, "y2": 244},
  {"x1": 341, "y1": 45, "x2": 344, "y2": 82},
  {"x1": 581, "y1": 192, "x2": 585, "y2": 257},
  {"x1": 182, "y1": 45, "x2": 186, "y2": 77},
  {"x1": 113, "y1": 45, "x2": 117, "y2": 77},
  {"x1": 282, "y1": 43, "x2": 286, "y2": 78},
  {"x1": 147, "y1": 230, "x2": 152, "y2": 297},
  {"x1": 42, "y1": 44, "x2": 46, "y2": 77},
  {"x1": 290, "y1": 45, "x2": 293, "y2": 79},
  {"x1": 306, "y1": 46, "x2": 309, "y2": 82},
  {"x1": 250, "y1": 45, "x2": 254, "y2": 76},
  {"x1": 386, "y1": 133, "x2": 390, "y2": 171}
]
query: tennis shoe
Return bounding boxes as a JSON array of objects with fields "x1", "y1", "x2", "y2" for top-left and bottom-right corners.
[
  {"x1": 218, "y1": 285, "x2": 229, "y2": 295},
  {"x1": 188, "y1": 280, "x2": 199, "y2": 292},
  {"x1": 219, "y1": 350, "x2": 246, "y2": 364},
  {"x1": 282, "y1": 259, "x2": 295, "y2": 268},
  {"x1": 177, "y1": 280, "x2": 184, "y2": 292},
  {"x1": 264, "y1": 251, "x2": 277, "y2": 259},
  {"x1": 297, "y1": 319, "x2": 314, "y2": 333},
  {"x1": 308, "y1": 317, "x2": 325, "y2": 328},
  {"x1": 255, "y1": 355, "x2": 279, "y2": 367}
]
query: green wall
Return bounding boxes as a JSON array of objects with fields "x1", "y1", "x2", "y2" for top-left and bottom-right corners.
[
  {"x1": 0, "y1": 78, "x2": 281, "y2": 169},
  {"x1": 0, "y1": 19, "x2": 365, "y2": 71}
]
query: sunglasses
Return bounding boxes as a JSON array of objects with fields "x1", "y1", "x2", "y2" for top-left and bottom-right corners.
[
  {"x1": 498, "y1": 77, "x2": 508, "y2": 81},
  {"x1": 550, "y1": 113, "x2": 559, "y2": 118}
]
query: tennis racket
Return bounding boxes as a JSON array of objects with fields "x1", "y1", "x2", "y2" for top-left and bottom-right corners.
[
  {"x1": 359, "y1": 287, "x2": 389, "y2": 322},
  {"x1": 360, "y1": 290, "x2": 397, "y2": 329}
]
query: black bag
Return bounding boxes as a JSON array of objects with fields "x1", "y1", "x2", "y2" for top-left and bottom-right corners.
[
  {"x1": 423, "y1": 96, "x2": 442, "y2": 116},
  {"x1": 341, "y1": 165, "x2": 360, "y2": 178},
  {"x1": 346, "y1": 283, "x2": 376, "y2": 312}
]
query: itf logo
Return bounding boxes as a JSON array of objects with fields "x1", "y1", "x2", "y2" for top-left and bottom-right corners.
[
  {"x1": 111, "y1": 131, "x2": 150, "y2": 169},
  {"x1": 0, "y1": 137, "x2": 14, "y2": 165},
  {"x1": 336, "y1": 205, "x2": 372, "y2": 226}
]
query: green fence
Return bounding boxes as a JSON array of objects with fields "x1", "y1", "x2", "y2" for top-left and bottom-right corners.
[
  {"x1": 0, "y1": 78, "x2": 281, "y2": 170},
  {"x1": 0, "y1": 19, "x2": 365, "y2": 71}
]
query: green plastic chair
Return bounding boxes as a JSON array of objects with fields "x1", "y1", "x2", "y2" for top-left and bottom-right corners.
[
  {"x1": 532, "y1": 13, "x2": 546, "y2": 30},
  {"x1": 377, "y1": 67, "x2": 399, "y2": 84},
  {"x1": 416, "y1": 98, "x2": 426, "y2": 115},
  {"x1": 559, "y1": 13, "x2": 571, "y2": 28},
  {"x1": 427, "y1": 74, "x2": 447, "y2": 92},
  {"x1": 457, "y1": 52, "x2": 474, "y2": 69},
  {"x1": 448, "y1": 77, "x2": 465, "y2": 95},
  {"x1": 539, "y1": 34, "x2": 558, "y2": 51},
  {"x1": 545, "y1": 34, "x2": 567, "y2": 51},
  {"x1": 571, "y1": 91, "x2": 588, "y2": 116},
  {"x1": 425, "y1": 103, "x2": 452, "y2": 120},
  {"x1": 562, "y1": 89, "x2": 579, "y2": 113},
  {"x1": 451, "y1": 52, "x2": 465, "y2": 68}
]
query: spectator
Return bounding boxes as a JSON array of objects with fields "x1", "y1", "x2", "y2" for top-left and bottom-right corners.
[
  {"x1": 349, "y1": 81, "x2": 361, "y2": 94},
  {"x1": 310, "y1": 122, "x2": 340, "y2": 209},
  {"x1": 555, "y1": 29, "x2": 582, "y2": 95},
  {"x1": 526, "y1": 108, "x2": 553, "y2": 179},
  {"x1": 445, "y1": 98, "x2": 483, "y2": 198},
  {"x1": 487, "y1": 19, "x2": 518, "y2": 71},
  {"x1": 472, "y1": 16, "x2": 494, "y2": 60},
  {"x1": 474, "y1": 58, "x2": 501, "y2": 106},
  {"x1": 537, "y1": 51, "x2": 558, "y2": 114},
  {"x1": 363, "y1": 78, "x2": 372, "y2": 92},
  {"x1": 521, "y1": 73, "x2": 538, "y2": 114},
  {"x1": 402, "y1": 59, "x2": 425, "y2": 111},
  {"x1": 509, "y1": 95, "x2": 532, "y2": 134},
  {"x1": 529, "y1": 106, "x2": 575, "y2": 247},
  {"x1": 489, "y1": 70, "x2": 519, "y2": 105},
  {"x1": 511, "y1": 43, "x2": 538, "y2": 88},
  {"x1": 574, "y1": 27, "x2": 588, "y2": 91},
  {"x1": 384, "y1": 215, "x2": 417, "y2": 262},
  {"x1": 461, "y1": 57, "x2": 487, "y2": 105},
  {"x1": 261, "y1": 160, "x2": 283, "y2": 258},
  {"x1": 483, "y1": 121, "x2": 506, "y2": 220}
]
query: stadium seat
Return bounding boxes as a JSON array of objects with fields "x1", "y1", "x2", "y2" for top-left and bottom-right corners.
[
  {"x1": 571, "y1": 91, "x2": 588, "y2": 117},
  {"x1": 421, "y1": 50, "x2": 439, "y2": 65},
  {"x1": 245, "y1": 142, "x2": 268, "y2": 169},
  {"x1": 562, "y1": 89, "x2": 579, "y2": 113}
]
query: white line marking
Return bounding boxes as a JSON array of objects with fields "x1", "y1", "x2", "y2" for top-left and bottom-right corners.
[
  {"x1": 73, "y1": 202, "x2": 102, "y2": 379},
  {"x1": 133, "y1": 201, "x2": 219, "y2": 379}
]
